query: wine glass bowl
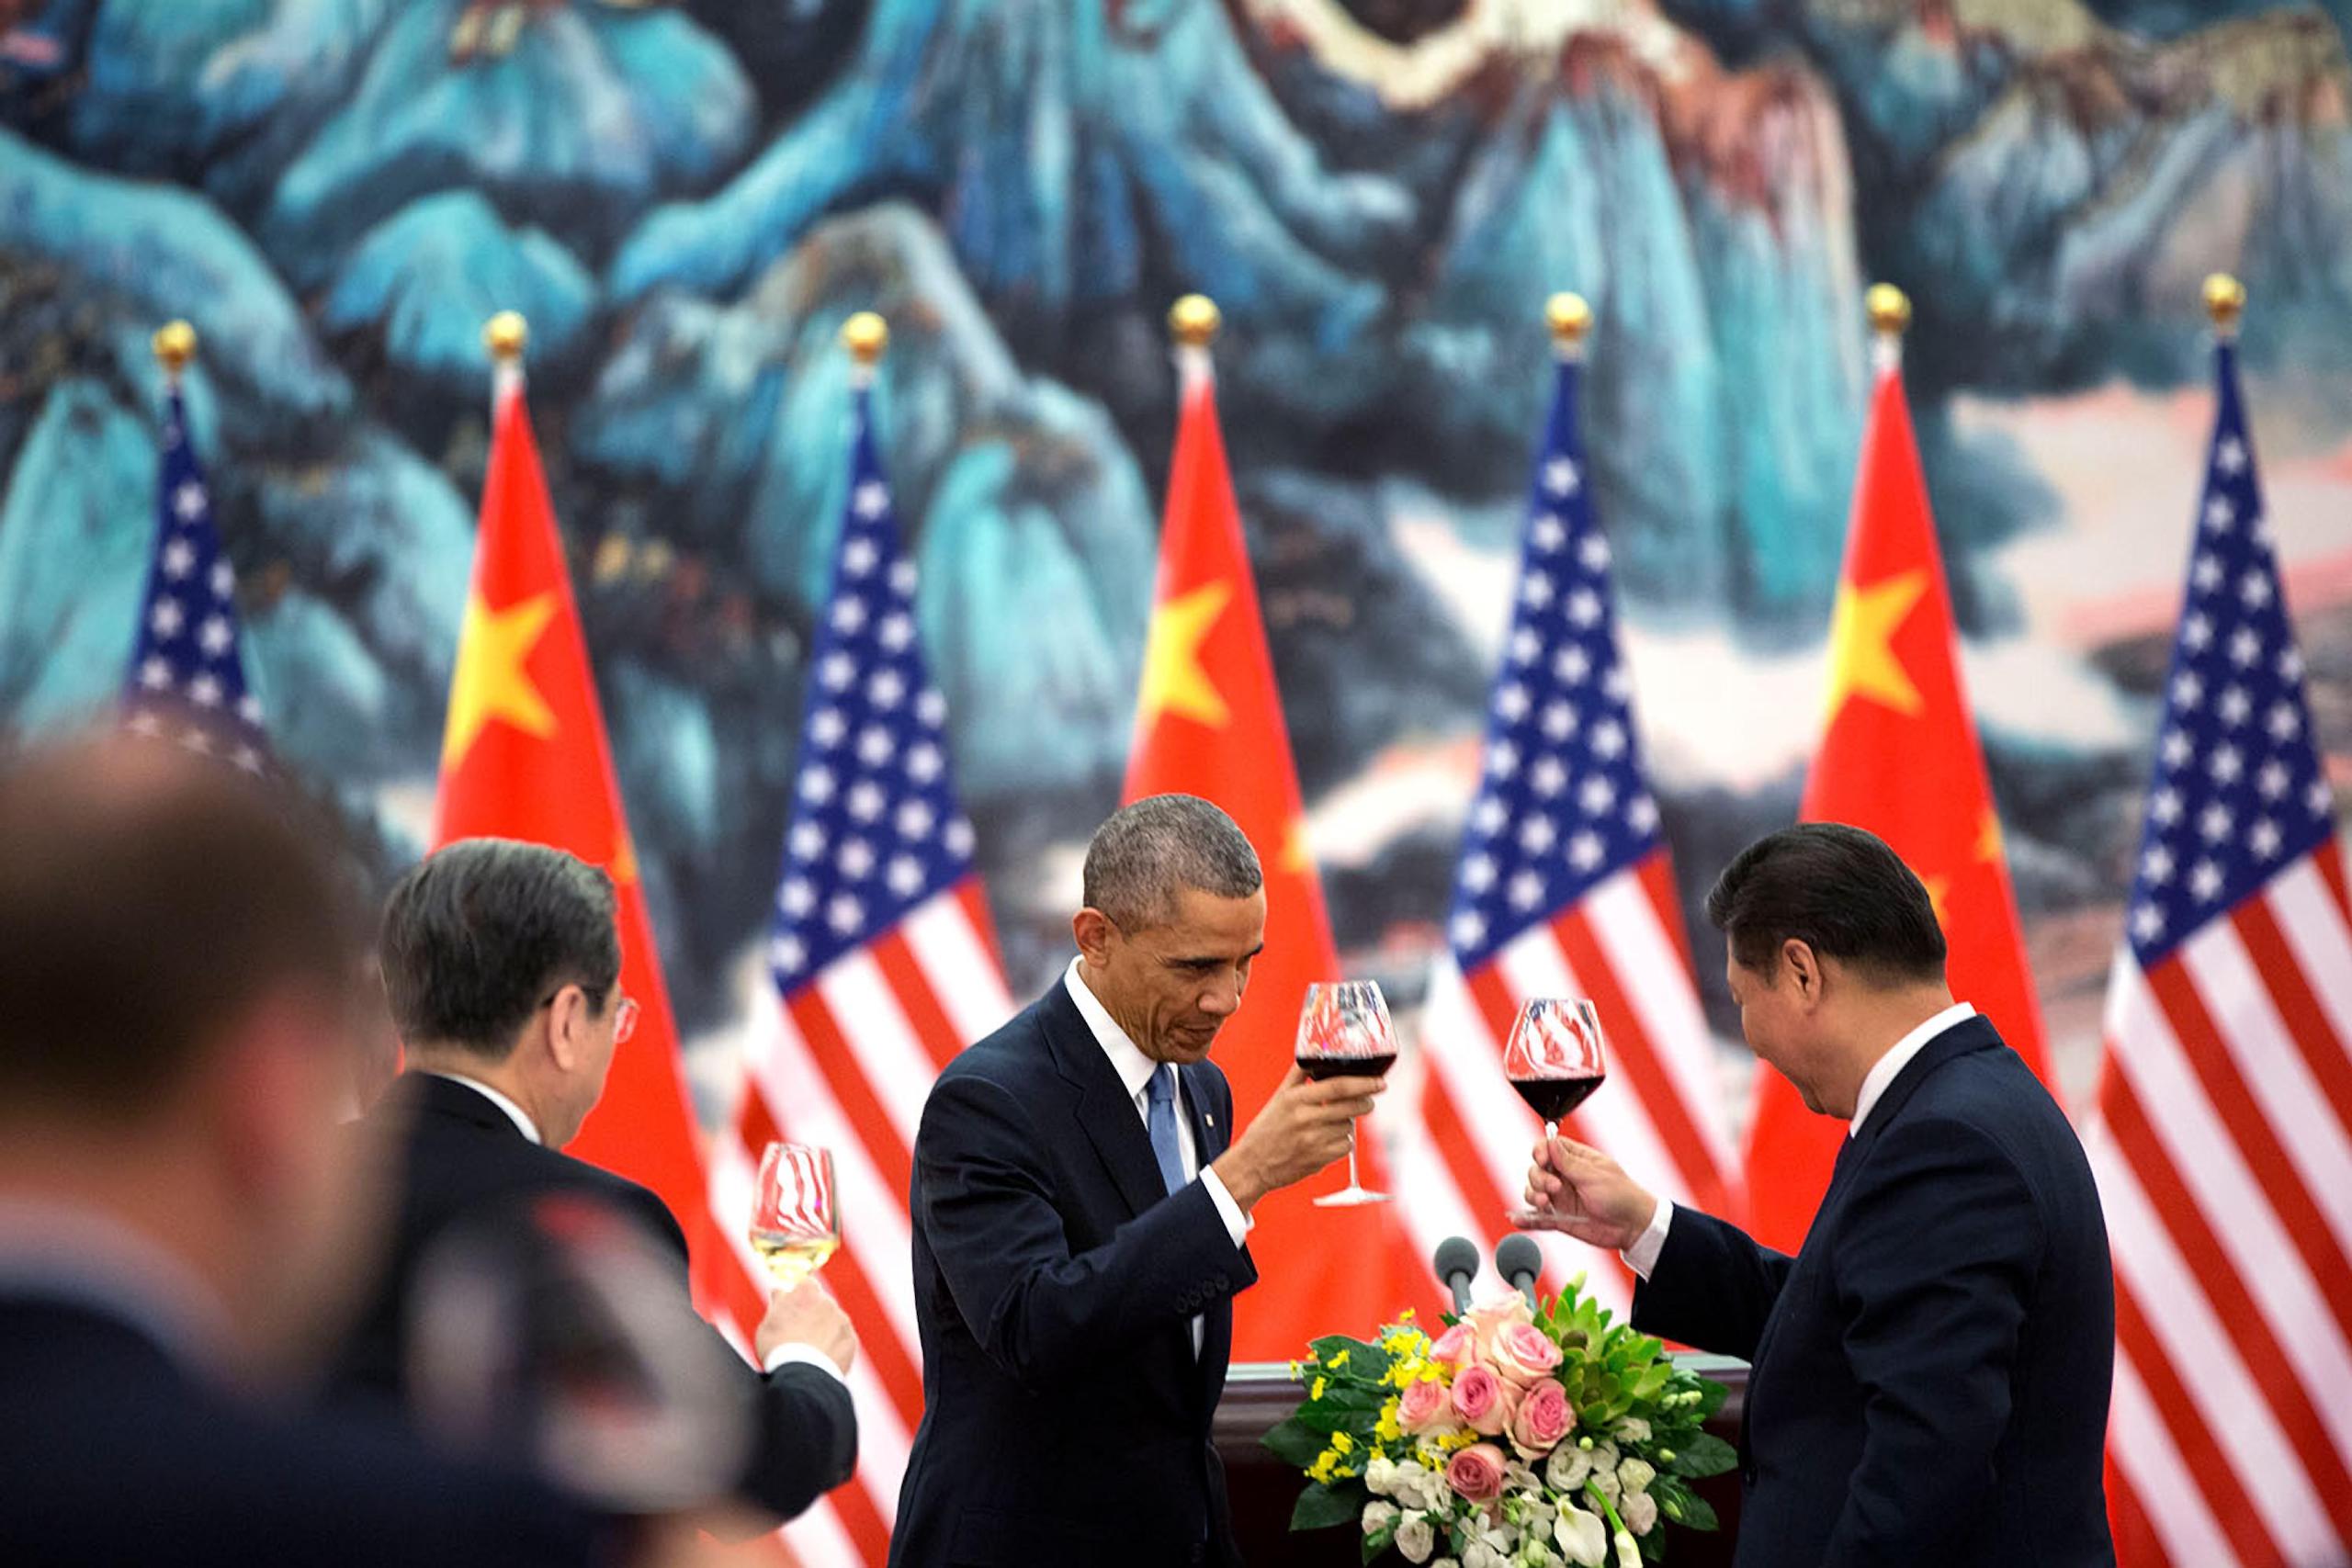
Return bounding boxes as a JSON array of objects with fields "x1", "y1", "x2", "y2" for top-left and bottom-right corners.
[
  {"x1": 749, "y1": 1142, "x2": 840, "y2": 1288},
  {"x1": 1502, "y1": 998, "x2": 1608, "y2": 1141},
  {"x1": 1295, "y1": 980, "x2": 1396, "y2": 1207}
]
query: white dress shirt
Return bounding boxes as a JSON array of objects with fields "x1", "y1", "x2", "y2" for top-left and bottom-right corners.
[
  {"x1": 426, "y1": 1074, "x2": 842, "y2": 1383},
  {"x1": 1622, "y1": 1002, "x2": 1979, "y2": 1280},
  {"x1": 0, "y1": 1200, "x2": 233, "y2": 1375},
  {"x1": 1064, "y1": 959, "x2": 1251, "y2": 1356}
]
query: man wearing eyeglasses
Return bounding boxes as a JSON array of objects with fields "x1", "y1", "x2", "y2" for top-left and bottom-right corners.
[{"x1": 331, "y1": 838, "x2": 860, "y2": 1527}]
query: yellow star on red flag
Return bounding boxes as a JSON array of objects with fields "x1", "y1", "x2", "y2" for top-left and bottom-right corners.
[{"x1": 441, "y1": 589, "x2": 559, "y2": 768}]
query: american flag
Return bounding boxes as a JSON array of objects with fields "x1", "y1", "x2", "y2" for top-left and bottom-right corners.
[
  {"x1": 712, "y1": 369, "x2": 1012, "y2": 1565},
  {"x1": 1393, "y1": 338, "x2": 1738, "y2": 1314},
  {"x1": 122, "y1": 387, "x2": 266, "y2": 769},
  {"x1": 2088, "y1": 335, "x2": 2352, "y2": 1567}
]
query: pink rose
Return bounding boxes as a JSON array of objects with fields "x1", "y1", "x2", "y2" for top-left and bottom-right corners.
[
  {"x1": 1397, "y1": 1377, "x2": 1452, "y2": 1435},
  {"x1": 1488, "y1": 1322, "x2": 1565, "y2": 1388},
  {"x1": 1444, "y1": 1441, "x2": 1509, "y2": 1504},
  {"x1": 1428, "y1": 1322, "x2": 1474, "y2": 1369},
  {"x1": 1449, "y1": 1363, "x2": 1516, "y2": 1436},
  {"x1": 1464, "y1": 1295, "x2": 1535, "y2": 1362},
  {"x1": 1506, "y1": 1377, "x2": 1576, "y2": 1460}
]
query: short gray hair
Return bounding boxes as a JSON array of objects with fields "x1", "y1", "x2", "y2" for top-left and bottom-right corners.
[{"x1": 1082, "y1": 795, "x2": 1262, "y2": 931}]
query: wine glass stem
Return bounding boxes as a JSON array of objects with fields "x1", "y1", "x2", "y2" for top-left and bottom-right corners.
[
  {"x1": 1544, "y1": 1120, "x2": 1558, "y2": 1143},
  {"x1": 1345, "y1": 1140, "x2": 1363, "y2": 1190}
]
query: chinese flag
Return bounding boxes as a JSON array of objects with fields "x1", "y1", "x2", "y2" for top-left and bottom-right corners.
[
  {"x1": 433, "y1": 378, "x2": 713, "y2": 1273},
  {"x1": 1744, "y1": 359, "x2": 2053, "y2": 1252},
  {"x1": 1124, "y1": 352, "x2": 1419, "y2": 1357}
]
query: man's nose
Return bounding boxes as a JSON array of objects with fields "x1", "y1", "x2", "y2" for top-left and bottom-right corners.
[{"x1": 1198, "y1": 972, "x2": 1243, "y2": 1016}]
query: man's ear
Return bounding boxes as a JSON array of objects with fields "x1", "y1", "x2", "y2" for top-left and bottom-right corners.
[
  {"x1": 1781, "y1": 938, "x2": 1825, "y2": 1006},
  {"x1": 1072, "y1": 908, "x2": 1117, "y2": 965},
  {"x1": 544, "y1": 984, "x2": 593, "y2": 1073}
]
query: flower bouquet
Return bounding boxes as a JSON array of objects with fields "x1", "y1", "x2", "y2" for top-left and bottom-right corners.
[{"x1": 1266, "y1": 1276, "x2": 1736, "y2": 1567}]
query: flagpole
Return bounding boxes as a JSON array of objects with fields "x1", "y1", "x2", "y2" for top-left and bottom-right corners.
[
  {"x1": 482, "y1": 309, "x2": 527, "y2": 408},
  {"x1": 1866, "y1": 282, "x2": 1910, "y2": 377},
  {"x1": 1170, "y1": 291, "x2": 1219, "y2": 394},
  {"x1": 152, "y1": 319, "x2": 196, "y2": 389},
  {"x1": 1545, "y1": 290, "x2": 1590, "y2": 365},
  {"x1": 2204, "y1": 270, "x2": 2245, "y2": 343},
  {"x1": 842, "y1": 309, "x2": 888, "y2": 389}
]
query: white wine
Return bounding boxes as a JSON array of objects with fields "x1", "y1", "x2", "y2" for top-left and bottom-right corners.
[{"x1": 752, "y1": 1230, "x2": 839, "y2": 1288}]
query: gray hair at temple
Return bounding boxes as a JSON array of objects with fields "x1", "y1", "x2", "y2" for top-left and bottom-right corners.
[{"x1": 1081, "y1": 794, "x2": 1262, "y2": 931}]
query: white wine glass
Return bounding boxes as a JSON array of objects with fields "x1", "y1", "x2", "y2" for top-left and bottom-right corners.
[{"x1": 750, "y1": 1142, "x2": 840, "y2": 1288}]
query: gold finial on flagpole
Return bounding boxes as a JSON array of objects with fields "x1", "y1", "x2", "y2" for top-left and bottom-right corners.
[
  {"x1": 1545, "y1": 292, "x2": 1592, "y2": 348},
  {"x1": 1866, "y1": 284, "x2": 1911, "y2": 338},
  {"x1": 153, "y1": 321, "x2": 198, "y2": 378},
  {"x1": 1169, "y1": 294, "x2": 1221, "y2": 348},
  {"x1": 482, "y1": 310, "x2": 529, "y2": 364},
  {"x1": 2204, "y1": 273, "x2": 2245, "y2": 335},
  {"x1": 842, "y1": 311, "x2": 889, "y2": 365}
]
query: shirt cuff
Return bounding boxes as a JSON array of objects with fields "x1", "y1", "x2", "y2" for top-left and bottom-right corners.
[
  {"x1": 1620, "y1": 1201, "x2": 1673, "y2": 1281},
  {"x1": 762, "y1": 1342, "x2": 849, "y2": 1384},
  {"x1": 1199, "y1": 1166, "x2": 1254, "y2": 1248}
]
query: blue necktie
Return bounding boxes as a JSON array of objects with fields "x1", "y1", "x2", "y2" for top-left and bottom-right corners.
[{"x1": 1145, "y1": 1065, "x2": 1186, "y2": 1196}]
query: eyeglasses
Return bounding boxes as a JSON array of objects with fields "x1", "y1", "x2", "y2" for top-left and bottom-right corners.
[{"x1": 538, "y1": 987, "x2": 640, "y2": 1045}]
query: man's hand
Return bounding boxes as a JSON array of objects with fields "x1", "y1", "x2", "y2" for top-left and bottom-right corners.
[
  {"x1": 753, "y1": 1279, "x2": 858, "y2": 1376},
  {"x1": 1210, "y1": 1064, "x2": 1385, "y2": 1213},
  {"x1": 1521, "y1": 1135, "x2": 1657, "y2": 1252}
]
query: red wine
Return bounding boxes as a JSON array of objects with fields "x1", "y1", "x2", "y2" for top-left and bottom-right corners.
[
  {"x1": 1296, "y1": 1053, "x2": 1397, "y2": 1082},
  {"x1": 1510, "y1": 1074, "x2": 1604, "y2": 1122}
]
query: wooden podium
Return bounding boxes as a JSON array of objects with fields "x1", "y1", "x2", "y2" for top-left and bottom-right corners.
[{"x1": 1212, "y1": 1358, "x2": 1748, "y2": 1565}]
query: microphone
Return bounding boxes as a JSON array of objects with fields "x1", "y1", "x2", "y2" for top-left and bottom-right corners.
[
  {"x1": 1496, "y1": 1234, "x2": 1543, "y2": 1309},
  {"x1": 1432, "y1": 1236, "x2": 1480, "y2": 1314}
]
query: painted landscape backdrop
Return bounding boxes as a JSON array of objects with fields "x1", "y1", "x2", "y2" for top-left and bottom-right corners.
[{"x1": 5, "y1": 0, "x2": 2351, "y2": 1124}]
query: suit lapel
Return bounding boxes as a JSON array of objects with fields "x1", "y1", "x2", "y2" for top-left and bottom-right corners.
[
  {"x1": 1177, "y1": 1064, "x2": 1224, "y2": 1164},
  {"x1": 1038, "y1": 984, "x2": 1168, "y2": 1222}
]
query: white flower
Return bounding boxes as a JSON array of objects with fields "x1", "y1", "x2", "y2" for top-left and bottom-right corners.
[
  {"x1": 1464, "y1": 1544, "x2": 1508, "y2": 1568},
  {"x1": 1545, "y1": 1445, "x2": 1592, "y2": 1491},
  {"x1": 1434, "y1": 1560, "x2": 1460, "y2": 1568},
  {"x1": 1613, "y1": 1528, "x2": 1641, "y2": 1568},
  {"x1": 1616, "y1": 1458, "x2": 1656, "y2": 1495},
  {"x1": 1589, "y1": 1464, "x2": 1622, "y2": 1504},
  {"x1": 1365, "y1": 1456, "x2": 1398, "y2": 1497},
  {"x1": 1518, "y1": 1542, "x2": 1562, "y2": 1568},
  {"x1": 1394, "y1": 1460, "x2": 1437, "y2": 1511},
  {"x1": 1554, "y1": 1505, "x2": 1609, "y2": 1566},
  {"x1": 1591, "y1": 1440, "x2": 1620, "y2": 1472},
  {"x1": 1620, "y1": 1492, "x2": 1658, "y2": 1536},
  {"x1": 1611, "y1": 1417, "x2": 1651, "y2": 1444},
  {"x1": 1397, "y1": 1513, "x2": 1438, "y2": 1563},
  {"x1": 1363, "y1": 1501, "x2": 1401, "y2": 1537}
]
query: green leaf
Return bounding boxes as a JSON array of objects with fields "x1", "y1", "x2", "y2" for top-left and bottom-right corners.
[
  {"x1": 1310, "y1": 1334, "x2": 1389, "y2": 1366},
  {"x1": 1302, "y1": 1384, "x2": 1392, "y2": 1419},
  {"x1": 1690, "y1": 1376, "x2": 1730, "y2": 1421},
  {"x1": 1361, "y1": 1526, "x2": 1396, "y2": 1564},
  {"x1": 1291, "y1": 1481, "x2": 1363, "y2": 1531},
  {"x1": 1262, "y1": 1415, "x2": 1328, "y2": 1469},
  {"x1": 1671, "y1": 1491, "x2": 1719, "y2": 1531},
  {"x1": 1668, "y1": 1432, "x2": 1739, "y2": 1479}
]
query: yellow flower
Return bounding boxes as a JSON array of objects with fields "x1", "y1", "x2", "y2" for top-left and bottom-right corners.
[
  {"x1": 1330, "y1": 1349, "x2": 1351, "y2": 1369},
  {"x1": 1311, "y1": 1377, "x2": 1328, "y2": 1401},
  {"x1": 1399, "y1": 1308, "x2": 1418, "y2": 1322},
  {"x1": 1374, "y1": 1399, "x2": 1404, "y2": 1444},
  {"x1": 1330, "y1": 1431, "x2": 1355, "y2": 1455},
  {"x1": 1307, "y1": 1452, "x2": 1338, "y2": 1483},
  {"x1": 1437, "y1": 1429, "x2": 1480, "y2": 1454}
]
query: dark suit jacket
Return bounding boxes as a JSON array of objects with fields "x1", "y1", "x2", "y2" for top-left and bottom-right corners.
[
  {"x1": 0, "y1": 1294, "x2": 621, "y2": 1566},
  {"x1": 889, "y1": 982, "x2": 1258, "y2": 1568},
  {"x1": 1634, "y1": 1015, "x2": 2115, "y2": 1567},
  {"x1": 332, "y1": 1072, "x2": 856, "y2": 1522}
]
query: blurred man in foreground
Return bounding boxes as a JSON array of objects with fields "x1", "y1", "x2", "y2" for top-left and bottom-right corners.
[
  {"x1": 1523, "y1": 823, "x2": 2112, "y2": 1567},
  {"x1": 891, "y1": 794, "x2": 1386, "y2": 1567},
  {"x1": 0, "y1": 735, "x2": 624, "y2": 1565},
  {"x1": 334, "y1": 838, "x2": 858, "y2": 1524}
]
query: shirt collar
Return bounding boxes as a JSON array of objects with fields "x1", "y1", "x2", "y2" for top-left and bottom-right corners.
[
  {"x1": 1063, "y1": 958, "x2": 1165, "y2": 1104},
  {"x1": 0, "y1": 1198, "x2": 236, "y2": 1373},
  {"x1": 1849, "y1": 1001, "x2": 1975, "y2": 1138},
  {"x1": 424, "y1": 1071, "x2": 543, "y2": 1145}
]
